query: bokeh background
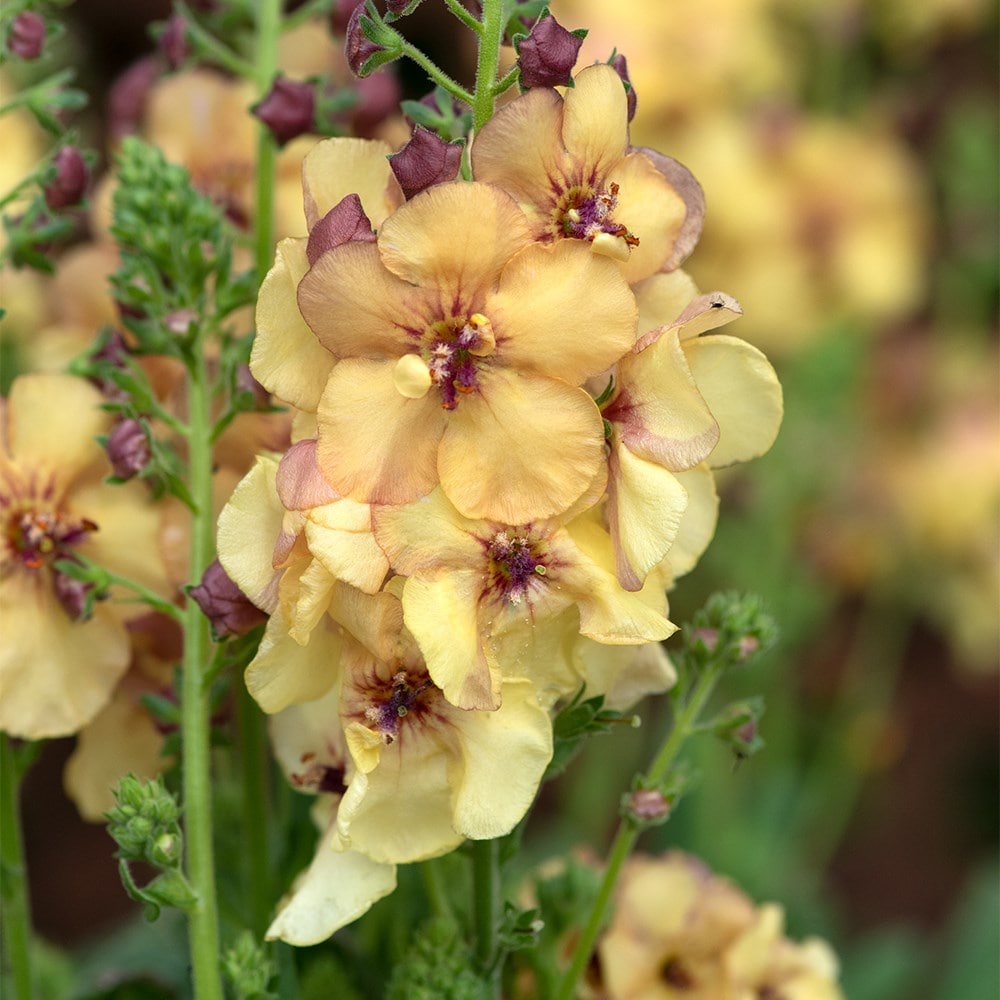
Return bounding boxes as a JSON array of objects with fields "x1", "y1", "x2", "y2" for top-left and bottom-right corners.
[{"x1": 5, "y1": 1, "x2": 998, "y2": 997}]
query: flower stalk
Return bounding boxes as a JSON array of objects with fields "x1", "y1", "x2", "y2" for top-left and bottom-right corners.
[
  {"x1": 181, "y1": 342, "x2": 224, "y2": 1000},
  {"x1": 472, "y1": 837, "x2": 502, "y2": 996},
  {"x1": 471, "y1": 0, "x2": 504, "y2": 131},
  {"x1": 253, "y1": 0, "x2": 282, "y2": 283},
  {"x1": 0, "y1": 736, "x2": 34, "y2": 1000}
]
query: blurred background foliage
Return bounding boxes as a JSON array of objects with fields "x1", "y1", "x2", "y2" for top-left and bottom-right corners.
[{"x1": 4, "y1": 1, "x2": 997, "y2": 997}]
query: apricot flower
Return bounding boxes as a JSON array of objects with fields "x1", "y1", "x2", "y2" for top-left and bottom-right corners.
[
  {"x1": 0, "y1": 375, "x2": 168, "y2": 738},
  {"x1": 471, "y1": 63, "x2": 704, "y2": 284},
  {"x1": 296, "y1": 178, "x2": 637, "y2": 522}
]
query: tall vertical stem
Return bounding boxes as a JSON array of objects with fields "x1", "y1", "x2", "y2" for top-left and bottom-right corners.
[
  {"x1": 471, "y1": 0, "x2": 503, "y2": 132},
  {"x1": 254, "y1": 0, "x2": 281, "y2": 283},
  {"x1": 472, "y1": 837, "x2": 502, "y2": 996},
  {"x1": 0, "y1": 736, "x2": 33, "y2": 1000},
  {"x1": 182, "y1": 345, "x2": 223, "y2": 1000}
]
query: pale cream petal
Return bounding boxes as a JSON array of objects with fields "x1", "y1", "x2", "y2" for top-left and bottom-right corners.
[
  {"x1": 667, "y1": 465, "x2": 719, "y2": 577},
  {"x1": 439, "y1": 369, "x2": 604, "y2": 523},
  {"x1": 64, "y1": 686, "x2": 166, "y2": 821},
  {"x1": 402, "y1": 573, "x2": 498, "y2": 711},
  {"x1": 682, "y1": 334, "x2": 783, "y2": 467},
  {"x1": 609, "y1": 329, "x2": 719, "y2": 470},
  {"x1": 489, "y1": 241, "x2": 637, "y2": 383},
  {"x1": 377, "y1": 182, "x2": 531, "y2": 294},
  {"x1": 0, "y1": 579, "x2": 129, "y2": 739},
  {"x1": 469, "y1": 85, "x2": 567, "y2": 215},
  {"x1": 297, "y1": 241, "x2": 430, "y2": 358},
  {"x1": 316, "y1": 359, "x2": 446, "y2": 504},
  {"x1": 571, "y1": 638, "x2": 676, "y2": 711},
  {"x1": 561, "y1": 64, "x2": 628, "y2": 181},
  {"x1": 642, "y1": 290, "x2": 743, "y2": 351},
  {"x1": 611, "y1": 151, "x2": 688, "y2": 284},
  {"x1": 328, "y1": 585, "x2": 405, "y2": 664},
  {"x1": 635, "y1": 269, "x2": 701, "y2": 338},
  {"x1": 268, "y1": 683, "x2": 346, "y2": 782},
  {"x1": 252, "y1": 238, "x2": 335, "y2": 412},
  {"x1": 607, "y1": 443, "x2": 689, "y2": 590},
  {"x1": 282, "y1": 558, "x2": 338, "y2": 645},
  {"x1": 371, "y1": 488, "x2": 484, "y2": 575},
  {"x1": 267, "y1": 835, "x2": 397, "y2": 946},
  {"x1": 336, "y1": 729, "x2": 463, "y2": 863},
  {"x1": 305, "y1": 501, "x2": 388, "y2": 595},
  {"x1": 217, "y1": 456, "x2": 284, "y2": 612},
  {"x1": 301, "y1": 137, "x2": 403, "y2": 229},
  {"x1": 448, "y1": 677, "x2": 552, "y2": 840},
  {"x1": 4, "y1": 374, "x2": 107, "y2": 484},
  {"x1": 245, "y1": 611, "x2": 342, "y2": 713}
]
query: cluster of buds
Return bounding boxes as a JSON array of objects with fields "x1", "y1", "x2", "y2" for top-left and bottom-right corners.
[{"x1": 216, "y1": 57, "x2": 781, "y2": 945}]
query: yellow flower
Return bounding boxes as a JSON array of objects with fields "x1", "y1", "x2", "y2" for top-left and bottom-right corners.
[
  {"x1": 372, "y1": 486, "x2": 675, "y2": 710},
  {"x1": 603, "y1": 270, "x2": 783, "y2": 588},
  {"x1": 0, "y1": 374, "x2": 167, "y2": 738},
  {"x1": 471, "y1": 63, "x2": 704, "y2": 284},
  {"x1": 296, "y1": 178, "x2": 637, "y2": 522},
  {"x1": 264, "y1": 586, "x2": 553, "y2": 866}
]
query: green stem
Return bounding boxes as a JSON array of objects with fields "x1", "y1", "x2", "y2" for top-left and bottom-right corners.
[
  {"x1": 236, "y1": 683, "x2": 271, "y2": 938},
  {"x1": 181, "y1": 344, "x2": 223, "y2": 1000},
  {"x1": 471, "y1": 0, "x2": 504, "y2": 131},
  {"x1": 472, "y1": 838, "x2": 502, "y2": 995},
  {"x1": 106, "y1": 572, "x2": 184, "y2": 622},
  {"x1": 0, "y1": 68, "x2": 76, "y2": 118},
  {"x1": 443, "y1": 0, "x2": 483, "y2": 34},
  {"x1": 176, "y1": 2, "x2": 256, "y2": 80},
  {"x1": 253, "y1": 0, "x2": 282, "y2": 282},
  {"x1": 421, "y1": 857, "x2": 454, "y2": 922},
  {"x1": 0, "y1": 736, "x2": 34, "y2": 1000},
  {"x1": 554, "y1": 663, "x2": 723, "y2": 1000},
  {"x1": 399, "y1": 41, "x2": 474, "y2": 107}
]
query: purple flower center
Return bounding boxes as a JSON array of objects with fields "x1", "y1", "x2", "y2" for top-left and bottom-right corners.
[
  {"x1": 364, "y1": 669, "x2": 435, "y2": 744},
  {"x1": 2, "y1": 502, "x2": 95, "y2": 571},
  {"x1": 422, "y1": 314, "x2": 495, "y2": 410},
  {"x1": 554, "y1": 182, "x2": 639, "y2": 247},
  {"x1": 488, "y1": 530, "x2": 547, "y2": 606}
]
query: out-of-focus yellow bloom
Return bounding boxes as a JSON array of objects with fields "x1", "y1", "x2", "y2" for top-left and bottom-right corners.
[
  {"x1": 597, "y1": 852, "x2": 845, "y2": 999},
  {"x1": 666, "y1": 111, "x2": 928, "y2": 353},
  {"x1": 0, "y1": 374, "x2": 168, "y2": 738}
]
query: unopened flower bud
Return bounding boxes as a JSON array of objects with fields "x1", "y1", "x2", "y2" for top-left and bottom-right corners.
[
  {"x1": 350, "y1": 71, "x2": 402, "y2": 137},
  {"x1": 516, "y1": 14, "x2": 585, "y2": 89},
  {"x1": 691, "y1": 627, "x2": 719, "y2": 651},
  {"x1": 253, "y1": 75, "x2": 316, "y2": 147},
  {"x1": 627, "y1": 788, "x2": 671, "y2": 823},
  {"x1": 385, "y1": 0, "x2": 417, "y2": 13},
  {"x1": 158, "y1": 14, "x2": 188, "y2": 70},
  {"x1": 236, "y1": 365, "x2": 271, "y2": 409},
  {"x1": 190, "y1": 559, "x2": 267, "y2": 638},
  {"x1": 610, "y1": 52, "x2": 637, "y2": 122},
  {"x1": 737, "y1": 635, "x2": 760, "y2": 660},
  {"x1": 389, "y1": 127, "x2": 463, "y2": 200},
  {"x1": 108, "y1": 57, "x2": 160, "y2": 142},
  {"x1": 345, "y1": 3, "x2": 402, "y2": 77},
  {"x1": 54, "y1": 569, "x2": 94, "y2": 621},
  {"x1": 44, "y1": 147, "x2": 89, "y2": 210},
  {"x1": 106, "y1": 419, "x2": 151, "y2": 480},
  {"x1": 306, "y1": 193, "x2": 376, "y2": 265},
  {"x1": 7, "y1": 11, "x2": 45, "y2": 59}
]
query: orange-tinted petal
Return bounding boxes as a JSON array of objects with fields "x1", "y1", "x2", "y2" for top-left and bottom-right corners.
[{"x1": 561, "y1": 64, "x2": 628, "y2": 182}]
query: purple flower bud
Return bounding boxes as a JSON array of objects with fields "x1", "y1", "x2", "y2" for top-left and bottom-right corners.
[
  {"x1": 107, "y1": 57, "x2": 160, "y2": 143},
  {"x1": 236, "y1": 365, "x2": 272, "y2": 409},
  {"x1": 54, "y1": 569, "x2": 93, "y2": 622},
  {"x1": 190, "y1": 560, "x2": 267, "y2": 638},
  {"x1": 158, "y1": 14, "x2": 188, "y2": 70},
  {"x1": 344, "y1": 3, "x2": 402, "y2": 77},
  {"x1": 611, "y1": 52, "x2": 637, "y2": 122},
  {"x1": 627, "y1": 788, "x2": 671, "y2": 822},
  {"x1": 345, "y1": 4, "x2": 382, "y2": 76},
  {"x1": 253, "y1": 76, "x2": 316, "y2": 147},
  {"x1": 516, "y1": 13, "x2": 584, "y2": 89},
  {"x1": 307, "y1": 193, "x2": 376, "y2": 265},
  {"x1": 389, "y1": 127, "x2": 462, "y2": 200},
  {"x1": 106, "y1": 419, "x2": 151, "y2": 480},
  {"x1": 7, "y1": 11, "x2": 45, "y2": 60},
  {"x1": 385, "y1": 0, "x2": 416, "y2": 12},
  {"x1": 43, "y1": 147, "x2": 89, "y2": 210}
]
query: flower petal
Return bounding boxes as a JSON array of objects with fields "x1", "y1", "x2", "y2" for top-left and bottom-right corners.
[
  {"x1": 377, "y1": 182, "x2": 532, "y2": 295},
  {"x1": 305, "y1": 500, "x2": 388, "y2": 595},
  {"x1": 301, "y1": 136, "x2": 403, "y2": 230},
  {"x1": 682, "y1": 334, "x2": 783, "y2": 467},
  {"x1": 252, "y1": 238, "x2": 335, "y2": 411},
  {"x1": 439, "y1": 369, "x2": 604, "y2": 522},
  {"x1": 667, "y1": 464, "x2": 719, "y2": 577},
  {"x1": 489, "y1": 241, "x2": 637, "y2": 383},
  {"x1": 561, "y1": 64, "x2": 628, "y2": 182},
  {"x1": 402, "y1": 573, "x2": 499, "y2": 711},
  {"x1": 297, "y1": 241, "x2": 430, "y2": 359},
  {"x1": 635, "y1": 269, "x2": 701, "y2": 338},
  {"x1": 316, "y1": 359, "x2": 446, "y2": 504}
]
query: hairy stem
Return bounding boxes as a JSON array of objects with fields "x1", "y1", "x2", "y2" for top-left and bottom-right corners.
[
  {"x1": 0, "y1": 736, "x2": 34, "y2": 1000},
  {"x1": 472, "y1": 0, "x2": 504, "y2": 131}
]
